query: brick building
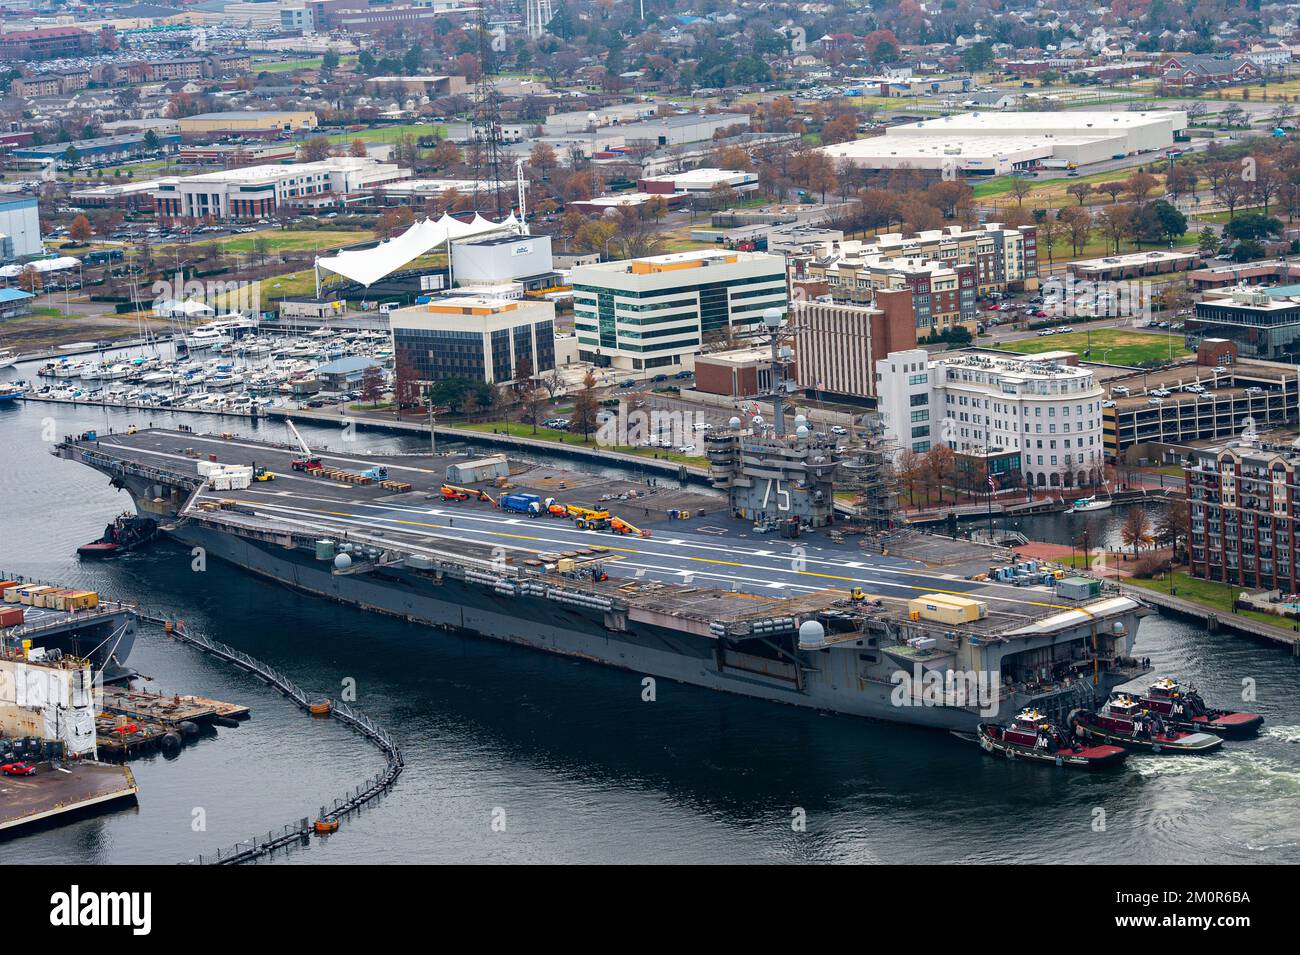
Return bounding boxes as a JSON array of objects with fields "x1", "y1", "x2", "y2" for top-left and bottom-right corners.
[
  {"x1": 791, "y1": 293, "x2": 915, "y2": 401},
  {"x1": 1186, "y1": 439, "x2": 1300, "y2": 592}
]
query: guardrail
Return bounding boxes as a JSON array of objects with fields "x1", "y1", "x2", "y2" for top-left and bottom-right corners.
[{"x1": 137, "y1": 615, "x2": 404, "y2": 865}]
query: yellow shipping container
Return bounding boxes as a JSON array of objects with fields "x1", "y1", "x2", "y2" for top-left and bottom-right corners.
[
  {"x1": 3, "y1": 585, "x2": 21, "y2": 603},
  {"x1": 907, "y1": 593, "x2": 988, "y2": 625},
  {"x1": 66, "y1": 592, "x2": 99, "y2": 610}
]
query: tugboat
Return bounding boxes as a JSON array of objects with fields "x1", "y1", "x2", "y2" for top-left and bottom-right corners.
[
  {"x1": 1123, "y1": 676, "x2": 1263, "y2": 738},
  {"x1": 77, "y1": 514, "x2": 159, "y2": 558},
  {"x1": 1071, "y1": 695, "x2": 1223, "y2": 754},
  {"x1": 967, "y1": 708, "x2": 1128, "y2": 769}
]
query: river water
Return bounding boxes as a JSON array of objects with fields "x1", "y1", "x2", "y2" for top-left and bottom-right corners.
[{"x1": 3, "y1": 381, "x2": 1299, "y2": 864}]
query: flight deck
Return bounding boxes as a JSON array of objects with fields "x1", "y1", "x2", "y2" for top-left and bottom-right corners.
[{"x1": 70, "y1": 428, "x2": 1102, "y2": 629}]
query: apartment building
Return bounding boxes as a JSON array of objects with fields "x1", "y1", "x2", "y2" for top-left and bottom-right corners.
[
  {"x1": 391, "y1": 297, "x2": 556, "y2": 386},
  {"x1": 0, "y1": 26, "x2": 99, "y2": 60},
  {"x1": 1186, "y1": 440, "x2": 1299, "y2": 592},
  {"x1": 152, "y1": 157, "x2": 407, "y2": 219},
  {"x1": 788, "y1": 223, "x2": 1038, "y2": 296},
  {"x1": 791, "y1": 253, "x2": 978, "y2": 337},
  {"x1": 570, "y1": 250, "x2": 788, "y2": 372},
  {"x1": 877, "y1": 348, "x2": 1106, "y2": 489}
]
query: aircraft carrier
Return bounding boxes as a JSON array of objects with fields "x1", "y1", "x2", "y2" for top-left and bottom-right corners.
[{"x1": 54, "y1": 426, "x2": 1148, "y2": 731}]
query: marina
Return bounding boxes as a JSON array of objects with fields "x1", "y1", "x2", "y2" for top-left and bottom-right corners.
[{"x1": 8, "y1": 318, "x2": 395, "y2": 421}]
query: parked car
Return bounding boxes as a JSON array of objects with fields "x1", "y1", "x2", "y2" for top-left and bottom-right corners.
[
  {"x1": 830, "y1": 425, "x2": 848, "y2": 435},
  {"x1": 1, "y1": 762, "x2": 36, "y2": 777}
]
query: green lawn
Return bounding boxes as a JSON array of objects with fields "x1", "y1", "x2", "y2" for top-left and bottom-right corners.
[
  {"x1": 252, "y1": 56, "x2": 359, "y2": 73},
  {"x1": 210, "y1": 266, "x2": 320, "y2": 307},
  {"x1": 321, "y1": 122, "x2": 447, "y2": 146},
  {"x1": 451, "y1": 420, "x2": 707, "y2": 466},
  {"x1": 191, "y1": 228, "x2": 375, "y2": 255},
  {"x1": 1126, "y1": 573, "x2": 1295, "y2": 630},
  {"x1": 993, "y1": 328, "x2": 1192, "y2": 366}
]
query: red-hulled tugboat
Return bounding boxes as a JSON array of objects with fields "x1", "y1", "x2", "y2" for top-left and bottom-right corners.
[
  {"x1": 1123, "y1": 676, "x2": 1263, "y2": 738},
  {"x1": 968, "y1": 708, "x2": 1128, "y2": 769},
  {"x1": 1071, "y1": 695, "x2": 1223, "y2": 754},
  {"x1": 77, "y1": 514, "x2": 159, "y2": 558}
]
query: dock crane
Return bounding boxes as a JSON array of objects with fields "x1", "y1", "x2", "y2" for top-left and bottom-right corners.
[{"x1": 287, "y1": 420, "x2": 323, "y2": 472}]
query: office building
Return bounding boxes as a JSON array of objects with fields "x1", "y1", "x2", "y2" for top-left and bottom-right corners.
[
  {"x1": 570, "y1": 249, "x2": 787, "y2": 372},
  {"x1": 391, "y1": 297, "x2": 556, "y2": 386},
  {"x1": 153, "y1": 157, "x2": 407, "y2": 219},
  {"x1": 791, "y1": 294, "x2": 916, "y2": 401},
  {"x1": 1187, "y1": 285, "x2": 1300, "y2": 362}
]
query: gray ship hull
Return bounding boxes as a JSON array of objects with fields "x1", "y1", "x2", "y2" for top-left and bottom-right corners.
[
  {"x1": 170, "y1": 522, "x2": 1116, "y2": 732},
  {"x1": 7, "y1": 611, "x2": 136, "y2": 681}
]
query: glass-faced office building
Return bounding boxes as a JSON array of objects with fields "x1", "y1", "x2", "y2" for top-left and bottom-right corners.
[
  {"x1": 391, "y1": 297, "x2": 556, "y2": 387},
  {"x1": 570, "y1": 250, "x2": 788, "y2": 372}
]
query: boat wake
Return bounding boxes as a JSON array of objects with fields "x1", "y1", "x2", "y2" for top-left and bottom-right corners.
[
  {"x1": 1134, "y1": 748, "x2": 1300, "y2": 796},
  {"x1": 1264, "y1": 725, "x2": 1300, "y2": 744}
]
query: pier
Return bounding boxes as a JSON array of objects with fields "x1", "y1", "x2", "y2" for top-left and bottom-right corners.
[
  {"x1": 264, "y1": 406, "x2": 709, "y2": 482},
  {"x1": 1126, "y1": 585, "x2": 1300, "y2": 652},
  {"x1": 20, "y1": 393, "x2": 260, "y2": 419},
  {"x1": 0, "y1": 761, "x2": 138, "y2": 836},
  {"x1": 94, "y1": 686, "x2": 251, "y2": 760},
  {"x1": 101, "y1": 686, "x2": 250, "y2": 726}
]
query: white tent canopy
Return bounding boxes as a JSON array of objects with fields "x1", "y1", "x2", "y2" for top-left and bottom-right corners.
[
  {"x1": 0, "y1": 256, "x2": 81, "y2": 278},
  {"x1": 154, "y1": 298, "x2": 215, "y2": 318},
  {"x1": 316, "y1": 213, "x2": 522, "y2": 288}
]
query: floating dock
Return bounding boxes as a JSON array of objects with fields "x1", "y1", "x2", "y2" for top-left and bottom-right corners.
[
  {"x1": 0, "y1": 761, "x2": 138, "y2": 836},
  {"x1": 101, "y1": 686, "x2": 251, "y2": 726}
]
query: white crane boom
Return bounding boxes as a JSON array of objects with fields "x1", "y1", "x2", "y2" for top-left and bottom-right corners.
[{"x1": 286, "y1": 420, "x2": 313, "y2": 459}]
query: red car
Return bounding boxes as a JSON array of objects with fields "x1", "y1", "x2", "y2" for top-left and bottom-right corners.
[{"x1": 1, "y1": 761, "x2": 36, "y2": 777}]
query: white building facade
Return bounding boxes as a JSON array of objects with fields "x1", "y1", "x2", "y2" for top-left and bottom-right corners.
[
  {"x1": 153, "y1": 157, "x2": 408, "y2": 219},
  {"x1": 877, "y1": 348, "x2": 1106, "y2": 489},
  {"x1": 570, "y1": 249, "x2": 787, "y2": 372}
]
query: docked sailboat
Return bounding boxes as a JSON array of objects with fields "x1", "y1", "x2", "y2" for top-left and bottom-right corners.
[{"x1": 1067, "y1": 484, "x2": 1113, "y2": 513}]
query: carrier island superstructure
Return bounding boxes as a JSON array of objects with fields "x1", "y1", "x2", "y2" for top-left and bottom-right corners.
[{"x1": 55, "y1": 426, "x2": 1147, "y2": 731}]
